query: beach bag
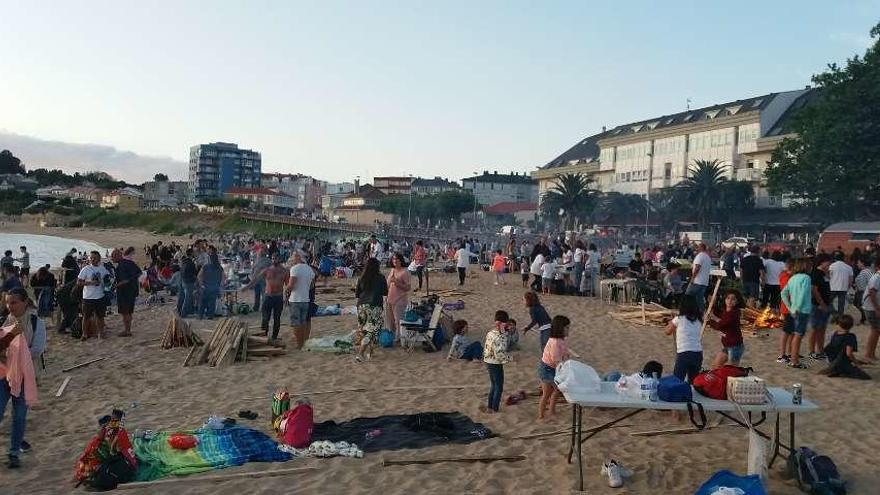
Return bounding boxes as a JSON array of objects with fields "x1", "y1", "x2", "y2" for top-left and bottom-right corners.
[
  {"x1": 378, "y1": 328, "x2": 395, "y2": 348},
  {"x1": 657, "y1": 375, "x2": 692, "y2": 402},
  {"x1": 727, "y1": 376, "x2": 769, "y2": 404},
  {"x1": 787, "y1": 447, "x2": 847, "y2": 495},
  {"x1": 694, "y1": 469, "x2": 767, "y2": 495},
  {"x1": 407, "y1": 260, "x2": 418, "y2": 273},
  {"x1": 431, "y1": 325, "x2": 446, "y2": 349},
  {"x1": 271, "y1": 389, "x2": 290, "y2": 432},
  {"x1": 554, "y1": 360, "x2": 601, "y2": 395},
  {"x1": 693, "y1": 365, "x2": 751, "y2": 400},
  {"x1": 279, "y1": 403, "x2": 314, "y2": 448},
  {"x1": 167, "y1": 434, "x2": 198, "y2": 450},
  {"x1": 87, "y1": 454, "x2": 136, "y2": 491},
  {"x1": 656, "y1": 375, "x2": 707, "y2": 429}
]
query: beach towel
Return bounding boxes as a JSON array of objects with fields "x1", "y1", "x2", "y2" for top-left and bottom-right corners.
[
  {"x1": 132, "y1": 426, "x2": 291, "y2": 481},
  {"x1": 312, "y1": 412, "x2": 493, "y2": 453},
  {"x1": 304, "y1": 332, "x2": 356, "y2": 353},
  {"x1": 314, "y1": 305, "x2": 342, "y2": 317},
  {"x1": 0, "y1": 324, "x2": 38, "y2": 406}
]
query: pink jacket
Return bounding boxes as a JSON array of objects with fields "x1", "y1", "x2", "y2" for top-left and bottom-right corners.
[{"x1": 0, "y1": 325, "x2": 39, "y2": 406}]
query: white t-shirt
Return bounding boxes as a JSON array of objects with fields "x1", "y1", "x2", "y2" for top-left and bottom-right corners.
[
  {"x1": 692, "y1": 251, "x2": 712, "y2": 286},
  {"x1": 562, "y1": 250, "x2": 573, "y2": 268},
  {"x1": 763, "y1": 259, "x2": 785, "y2": 286},
  {"x1": 586, "y1": 250, "x2": 599, "y2": 269},
  {"x1": 541, "y1": 260, "x2": 557, "y2": 278},
  {"x1": 573, "y1": 248, "x2": 585, "y2": 264},
  {"x1": 672, "y1": 315, "x2": 703, "y2": 353},
  {"x1": 862, "y1": 272, "x2": 880, "y2": 312},
  {"x1": 78, "y1": 264, "x2": 110, "y2": 300},
  {"x1": 288, "y1": 263, "x2": 315, "y2": 303},
  {"x1": 455, "y1": 248, "x2": 472, "y2": 269},
  {"x1": 530, "y1": 254, "x2": 545, "y2": 275},
  {"x1": 828, "y1": 260, "x2": 854, "y2": 292}
]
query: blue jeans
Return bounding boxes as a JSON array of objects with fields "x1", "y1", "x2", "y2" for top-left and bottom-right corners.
[
  {"x1": 573, "y1": 265, "x2": 584, "y2": 292},
  {"x1": 0, "y1": 378, "x2": 28, "y2": 457},
  {"x1": 199, "y1": 288, "x2": 219, "y2": 319},
  {"x1": 486, "y1": 363, "x2": 504, "y2": 412},
  {"x1": 261, "y1": 294, "x2": 284, "y2": 339},
  {"x1": 673, "y1": 351, "x2": 703, "y2": 383},
  {"x1": 460, "y1": 341, "x2": 483, "y2": 361},
  {"x1": 540, "y1": 327, "x2": 551, "y2": 353},
  {"x1": 685, "y1": 283, "x2": 708, "y2": 314},
  {"x1": 179, "y1": 281, "x2": 196, "y2": 317},
  {"x1": 253, "y1": 279, "x2": 265, "y2": 312}
]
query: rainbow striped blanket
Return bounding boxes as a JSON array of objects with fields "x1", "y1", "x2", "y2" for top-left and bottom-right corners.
[{"x1": 132, "y1": 427, "x2": 291, "y2": 481}]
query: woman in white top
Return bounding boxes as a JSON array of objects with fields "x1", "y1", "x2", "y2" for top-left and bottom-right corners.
[
  {"x1": 561, "y1": 244, "x2": 574, "y2": 290},
  {"x1": 454, "y1": 243, "x2": 472, "y2": 286},
  {"x1": 572, "y1": 241, "x2": 586, "y2": 293},
  {"x1": 529, "y1": 253, "x2": 545, "y2": 292},
  {"x1": 663, "y1": 294, "x2": 703, "y2": 382},
  {"x1": 583, "y1": 243, "x2": 600, "y2": 296}
]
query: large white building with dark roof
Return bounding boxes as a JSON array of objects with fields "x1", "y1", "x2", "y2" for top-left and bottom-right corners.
[{"x1": 532, "y1": 88, "x2": 818, "y2": 208}]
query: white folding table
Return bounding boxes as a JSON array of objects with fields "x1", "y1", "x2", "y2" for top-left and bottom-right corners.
[{"x1": 561, "y1": 382, "x2": 819, "y2": 491}]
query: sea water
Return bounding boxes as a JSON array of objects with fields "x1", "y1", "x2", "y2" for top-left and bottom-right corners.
[{"x1": 0, "y1": 233, "x2": 106, "y2": 269}]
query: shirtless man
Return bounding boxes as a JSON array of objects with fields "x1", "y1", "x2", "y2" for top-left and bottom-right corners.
[{"x1": 241, "y1": 254, "x2": 289, "y2": 344}]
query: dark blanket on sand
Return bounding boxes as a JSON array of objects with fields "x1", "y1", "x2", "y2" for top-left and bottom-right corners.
[{"x1": 312, "y1": 412, "x2": 493, "y2": 452}]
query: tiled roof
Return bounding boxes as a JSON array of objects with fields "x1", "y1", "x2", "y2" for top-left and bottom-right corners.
[
  {"x1": 412, "y1": 177, "x2": 458, "y2": 188},
  {"x1": 483, "y1": 202, "x2": 538, "y2": 215},
  {"x1": 462, "y1": 171, "x2": 536, "y2": 185},
  {"x1": 824, "y1": 222, "x2": 880, "y2": 232},
  {"x1": 764, "y1": 89, "x2": 821, "y2": 137}
]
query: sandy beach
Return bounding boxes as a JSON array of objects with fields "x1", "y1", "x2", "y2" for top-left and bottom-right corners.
[{"x1": 2, "y1": 225, "x2": 878, "y2": 494}]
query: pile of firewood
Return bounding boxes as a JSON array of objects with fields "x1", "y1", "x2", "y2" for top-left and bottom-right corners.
[
  {"x1": 608, "y1": 302, "x2": 676, "y2": 327},
  {"x1": 183, "y1": 318, "x2": 286, "y2": 367},
  {"x1": 741, "y1": 307, "x2": 784, "y2": 332},
  {"x1": 161, "y1": 314, "x2": 203, "y2": 349}
]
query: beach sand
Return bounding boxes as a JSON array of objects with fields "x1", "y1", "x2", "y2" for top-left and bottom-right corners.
[{"x1": 2, "y1": 226, "x2": 878, "y2": 494}]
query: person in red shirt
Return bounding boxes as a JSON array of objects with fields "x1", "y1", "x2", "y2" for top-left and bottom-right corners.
[
  {"x1": 707, "y1": 290, "x2": 745, "y2": 368},
  {"x1": 491, "y1": 250, "x2": 507, "y2": 286}
]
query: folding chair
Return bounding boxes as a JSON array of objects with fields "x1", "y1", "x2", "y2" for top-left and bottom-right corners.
[{"x1": 400, "y1": 304, "x2": 441, "y2": 352}]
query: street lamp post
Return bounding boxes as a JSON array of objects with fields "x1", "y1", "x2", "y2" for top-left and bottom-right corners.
[
  {"x1": 471, "y1": 172, "x2": 479, "y2": 231},
  {"x1": 407, "y1": 175, "x2": 413, "y2": 228},
  {"x1": 646, "y1": 152, "x2": 653, "y2": 238}
]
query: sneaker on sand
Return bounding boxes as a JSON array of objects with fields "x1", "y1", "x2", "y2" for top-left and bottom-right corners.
[
  {"x1": 775, "y1": 355, "x2": 790, "y2": 364},
  {"x1": 601, "y1": 459, "x2": 624, "y2": 488},
  {"x1": 788, "y1": 361, "x2": 809, "y2": 369}
]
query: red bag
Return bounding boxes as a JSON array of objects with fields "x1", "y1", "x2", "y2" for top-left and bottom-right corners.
[
  {"x1": 279, "y1": 404, "x2": 313, "y2": 448},
  {"x1": 692, "y1": 365, "x2": 750, "y2": 400},
  {"x1": 168, "y1": 434, "x2": 198, "y2": 450}
]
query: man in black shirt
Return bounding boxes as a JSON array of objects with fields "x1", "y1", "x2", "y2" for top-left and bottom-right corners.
[
  {"x1": 809, "y1": 254, "x2": 832, "y2": 360},
  {"x1": 740, "y1": 245, "x2": 764, "y2": 307},
  {"x1": 62, "y1": 249, "x2": 79, "y2": 285},
  {"x1": 178, "y1": 249, "x2": 198, "y2": 317}
]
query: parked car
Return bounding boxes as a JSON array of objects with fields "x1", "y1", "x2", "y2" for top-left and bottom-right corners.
[{"x1": 721, "y1": 237, "x2": 754, "y2": 249}]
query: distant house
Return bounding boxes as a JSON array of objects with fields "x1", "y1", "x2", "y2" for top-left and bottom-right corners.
[
  {"x1": 101, "y1": 188, "x2": 143, "y2": 212},
  {"x1": 483, "y1": 201, "x2": 538, "y2": 225},
  {"x1": 225, "y1": 186, "x2": 295, "y2": 215},
  {"x1": 35, "y1": 185, "x2": 67, "y2": 199},
  {"x1": 333, "y1": 184, "x2": 394, "y2": 224},
  {"x1": 260, "y1": 173, "x2": 327, "y2": 212},
  {"x1": 68, "y1": 186, "x2": 105, "y2": 204},
  {"x1": 373, "y1": 176, "x2": 413, "y2": 196},
  {"x1": 411, "y1": 177, "x2": 460, "y2": 196},
  {"x1": 461, "y1": 171, "x2": 538, "y2": 207},
  {"x1": 0, "y1": 174, "x2": 39, "y2": 192},
  {"x1": 144, "y1": 180, "x2": 188, "y2": 208}
]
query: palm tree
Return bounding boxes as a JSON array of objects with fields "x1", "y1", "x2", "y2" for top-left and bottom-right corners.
[
  {"x1": 677, "y1": 159, "x2": 728, "y2": 230},
  {"x1": 540, "y1": 173, "x2": 598, "y2": 230},
  {"x1": 595, "y1": 192, "x2": 649, "y2": 226}
]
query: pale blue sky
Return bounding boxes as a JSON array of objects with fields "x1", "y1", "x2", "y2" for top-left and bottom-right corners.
[{"x1": 1, "y1": 1, "x2": 877, "y2": 183}]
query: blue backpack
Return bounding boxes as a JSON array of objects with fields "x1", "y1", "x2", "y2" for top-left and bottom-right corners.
[
  {"x1": 378, "y1": 329, "x2": 395, "y2": 348},
  {"x1": 657, "y1": 375, "x2": 692, "y2": 402},
  {"x1": 695, "y1": 470, "x2": 766, "y2": 495},
  {"x1": 787, "y1": 447, "x2": 847, "y2": 495},
  {"x1": 656, "y1": 375, "x2": 707, "y2": 430}
]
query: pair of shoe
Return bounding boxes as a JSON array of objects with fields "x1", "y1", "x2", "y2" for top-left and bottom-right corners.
[
  {"x1": 7, "y1": 455, "x2": 20, "y2": 469},
  {"x1": 601, "y1": 459, "x2": 632, "y2": 488},
  {"x1": 776, "y1": 355, "x2": 790, "y2": 363},
  {"x1": 788, "y1": 361, "x2": 809, "y2": 369},
  {"x1": 809, "y1": 352, "x2": 828, "y2": 361}
]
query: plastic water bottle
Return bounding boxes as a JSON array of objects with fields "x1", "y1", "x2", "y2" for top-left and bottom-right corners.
[
  {"x1": 639, "y1": 374, "x2": 652, "y2": 401},
  {"x1": 365, "y1": 428, "x2": 382, "y2": 440},
  {"x1": 616, "y1": 376, "x2": 628, "y2": 396},
  {"x1": 649, "y1": 372, "x2": 659, "y2": 402}
]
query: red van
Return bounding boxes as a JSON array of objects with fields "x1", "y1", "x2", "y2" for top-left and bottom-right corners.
[{"x1": 818, "y1": 222, "x2": 880, "y2": 256}]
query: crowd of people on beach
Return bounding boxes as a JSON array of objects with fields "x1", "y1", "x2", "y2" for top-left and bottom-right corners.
[{"x1": 1, "y1": 228, "x2": 879, "y2": 472}]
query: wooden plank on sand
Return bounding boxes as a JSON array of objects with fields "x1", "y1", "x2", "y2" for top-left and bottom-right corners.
[
  {"x1": 62, "y1": 357, "x2": 106, "y2": 373},
  {"x1": 115, "y1": 466, "x2": 319, "y2": 489},
  {"x1": 55, "y1": 377, "x2": 72, "y2": 397},
  {"x1": 383, "y1": 455, "x2": 525, "y2": 467}
]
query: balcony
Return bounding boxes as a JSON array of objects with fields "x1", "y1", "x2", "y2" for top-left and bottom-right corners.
[{"x1": 735, "y1": 168, "x2": 763, "y2": 182}]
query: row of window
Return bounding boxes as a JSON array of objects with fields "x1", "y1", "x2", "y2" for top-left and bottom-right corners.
[{"x1": 599, "y1": 125, "x2": 759, "y2": 164}]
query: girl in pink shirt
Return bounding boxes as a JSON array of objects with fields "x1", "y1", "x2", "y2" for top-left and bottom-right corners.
[{"x1": 538, "y1": 315, "x2": 571, "y2": 420}]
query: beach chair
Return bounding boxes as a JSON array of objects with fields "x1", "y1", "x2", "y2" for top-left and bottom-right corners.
[{"x1": 400, "y1": 304, "x2": 441, "y2": 352}]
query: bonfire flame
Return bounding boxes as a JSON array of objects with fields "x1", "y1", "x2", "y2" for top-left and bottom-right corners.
[{"x1": 753, "y1": 308, "x2": 784, "y2": 329}]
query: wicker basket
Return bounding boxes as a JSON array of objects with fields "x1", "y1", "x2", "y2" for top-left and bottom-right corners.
[{"x1": 727, "y1": 376, "x2": 768, "y2": 404}]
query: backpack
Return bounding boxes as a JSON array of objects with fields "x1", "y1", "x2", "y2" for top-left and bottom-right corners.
[
  {"x1": 87, "y1": 453, "x2": 136, "y2": 491},
  {"x1": 787, "y1": 447, "x2": 847, "y2": 495},
  {"x1": 693, "y1": 365, "x2": 751, "y2": 400},
  {"x1": 656, "y1": 375, "x2": 707, "y2": 430},
  {"x1": 378, "y1": 328, "x2": 395, "y2": 348},
  {"x1": 279, "y1": 403, "x2": 314, "y2": 449}
]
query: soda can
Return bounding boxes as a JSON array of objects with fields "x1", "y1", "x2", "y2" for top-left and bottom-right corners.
[{"x1": 792, "y1": 383, "x2": 802, "y2": 405}]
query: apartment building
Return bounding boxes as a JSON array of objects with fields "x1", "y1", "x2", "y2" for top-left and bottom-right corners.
[
  {"x1": 533, "y1": 88, "x2": 817, "y2": 208},
  {"x1": 143, "y1": 180, "x2": 188, "y2": 208},
  {"x1": 188, "y1": 142, "x2": 261, "y2": 201},
  {"x1": 261, "y1": 173, "x2": 327, "y2": 211},
  {"x1": 461, "y1": 171, "x2": 538, "y2": 207}
]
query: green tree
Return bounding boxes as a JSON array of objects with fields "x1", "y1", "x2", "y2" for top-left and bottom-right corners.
[
  {"x1": 540, "y1": 173, "x2": 598, "y2": 230},
  {"x1": 0, "y1": 150, "x2": 25, "y2": 175},
  {"x1": 676, "y1": 159, "x2": 728, "y2": 230},
  {"x1": 153, "y1": 173, "x2": 169, "y2": 182},
  {"x1": 595, "y1": 192, "x2": 649, "y2": 226},
  {"x1": 765, "y1": 22, "x2": 880, "y2": 219}
]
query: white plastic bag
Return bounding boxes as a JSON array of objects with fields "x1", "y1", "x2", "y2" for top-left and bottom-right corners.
[
  {"x1": 748, "y1": 428, "x2": 768, "y2": 480},
  {"x1": 554, "y1": 360, "x2": 601, "y2": 394}
]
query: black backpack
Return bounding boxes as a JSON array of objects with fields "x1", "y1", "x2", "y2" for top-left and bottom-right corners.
[
  {"x1": 87, "y1": 454, "x2": 135, "y2": 491},
  {"x1": 787, "y1": 447, "x2": 847, "y2": 494}
]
